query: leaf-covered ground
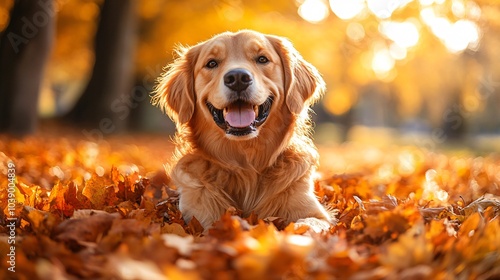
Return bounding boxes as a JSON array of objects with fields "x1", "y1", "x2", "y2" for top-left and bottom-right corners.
[{"x1": 1, "y1": 133, "x2": 500, "y2": 280}]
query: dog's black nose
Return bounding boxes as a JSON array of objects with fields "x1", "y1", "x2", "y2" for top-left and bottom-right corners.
[{"x1": 224, "y1": 69, "x2": 253, "y2": 92}]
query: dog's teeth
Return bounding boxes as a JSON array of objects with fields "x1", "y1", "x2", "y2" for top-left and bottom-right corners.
[{"x1": 254, "y1": 105, "x2": 258, "y2": 115}]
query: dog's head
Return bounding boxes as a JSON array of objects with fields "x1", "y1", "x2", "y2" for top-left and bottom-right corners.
[{"x1": 153, "y1": 30, "x2": 325, "y2": 140}]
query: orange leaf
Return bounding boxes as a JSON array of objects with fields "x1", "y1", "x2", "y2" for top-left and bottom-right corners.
[
  {"x1": 82, "y1": 174, "x2": 118, "y2": 209},
  {"x1": 49, "y1": 182, "x2": 74, "y2": 217}
]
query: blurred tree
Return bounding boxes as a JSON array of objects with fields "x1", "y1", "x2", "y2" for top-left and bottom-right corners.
[
  {"x1": 66, "y1": 0, "x2": 136, "y2": 132},
  {"x1": 0, "y1": 0, "x2": 54, "y2": 135}
]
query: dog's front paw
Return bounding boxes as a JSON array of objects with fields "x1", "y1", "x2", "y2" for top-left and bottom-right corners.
[{"x1": 294, "y1": 217, "x2": 332, "y2": 233}]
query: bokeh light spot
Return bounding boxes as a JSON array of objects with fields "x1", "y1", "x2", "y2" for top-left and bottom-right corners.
[
  {"x1": 329, "y1": 0, "x2": 365, "y2": 20},
  {"x1": 346, "y1": 22, "x2": 365, "y2": 42},
  {"x1": 298, "y1": 0, "x2": 329, "y2": 23}
]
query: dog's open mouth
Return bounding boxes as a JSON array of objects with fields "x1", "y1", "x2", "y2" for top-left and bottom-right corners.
[{"x1": 206, "y1": 96, "x2": 273, "y2": 136}]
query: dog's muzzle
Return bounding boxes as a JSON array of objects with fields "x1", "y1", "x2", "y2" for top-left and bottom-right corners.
[{"x1": 205, "y1": 68, "x2": 274, "y2": 137}]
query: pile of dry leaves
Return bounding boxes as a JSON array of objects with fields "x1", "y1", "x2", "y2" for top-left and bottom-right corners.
[{"x1": 1, "y1": 134, "x2": 499, "y2": 280}]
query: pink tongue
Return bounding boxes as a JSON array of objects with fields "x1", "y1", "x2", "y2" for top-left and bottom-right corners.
[{"x1": 225, "y1": 103, "x2": 255, "y2": 128}]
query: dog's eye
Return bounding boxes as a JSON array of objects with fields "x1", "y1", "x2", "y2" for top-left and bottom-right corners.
[
  {"x1": 256, "y1": 56, "x2": 269, "y2": 64},
  {"x1": 205, "y1": 60, "x2": 218, "y2": 69}
]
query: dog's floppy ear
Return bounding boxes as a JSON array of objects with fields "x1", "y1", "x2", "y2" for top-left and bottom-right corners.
[
  {"x1": 267, "y1": 35, "x2": 326, "y2": 115},
  {"x1": 152, "y1": 45, "x2": 199, "y2": 124}
]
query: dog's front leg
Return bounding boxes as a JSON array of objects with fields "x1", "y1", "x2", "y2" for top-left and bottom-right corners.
[
  {"x1": 172, "y1": 164, "x2": 233, "y2": 230},
  {"x1": 286, "y1": 187, "x2": 334, "y2": 233},
  {"x1": 257, "y1": 174, "x2": 334, "y2": 233}
]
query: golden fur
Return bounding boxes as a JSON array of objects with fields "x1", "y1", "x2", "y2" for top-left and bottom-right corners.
[{"x1": 153, "y1": 30, "x2": 332, "y2": 230}]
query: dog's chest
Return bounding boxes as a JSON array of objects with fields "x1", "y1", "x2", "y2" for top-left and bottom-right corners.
[
  {"x1": 223, "y1": 167, "x2": 295, "y2": 215},
  {"x1": 175, "y1": 149, "x2": 312, "y2": 215}
]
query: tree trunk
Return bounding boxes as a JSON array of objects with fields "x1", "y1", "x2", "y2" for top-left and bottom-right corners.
[
  {"x1": 67, "y1": 0, "x2": 136, "y2": 133},
  {"x1": 441, "y1": 89, "x2": 467, "y2": 141},
  {"x1": 0, "y1": 0, "x2": 55, "y2": 136}
]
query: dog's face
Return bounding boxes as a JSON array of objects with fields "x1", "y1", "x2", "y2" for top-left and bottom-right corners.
[
  {"x1": 194, "y1": 32, "x2": 282, "y2": 139},
  {"x1": 153, "y1": 30, "x2": 325, "y2": 141}
]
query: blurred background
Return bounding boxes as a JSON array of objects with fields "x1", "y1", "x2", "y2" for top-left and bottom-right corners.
[{"x1": 0, "y1": 0, "x2": 499, "y2": 151}]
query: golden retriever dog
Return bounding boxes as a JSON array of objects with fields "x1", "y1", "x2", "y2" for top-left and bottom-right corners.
[{"x1": 153, "y1": 30, "x2": 332, "y2": 231}]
